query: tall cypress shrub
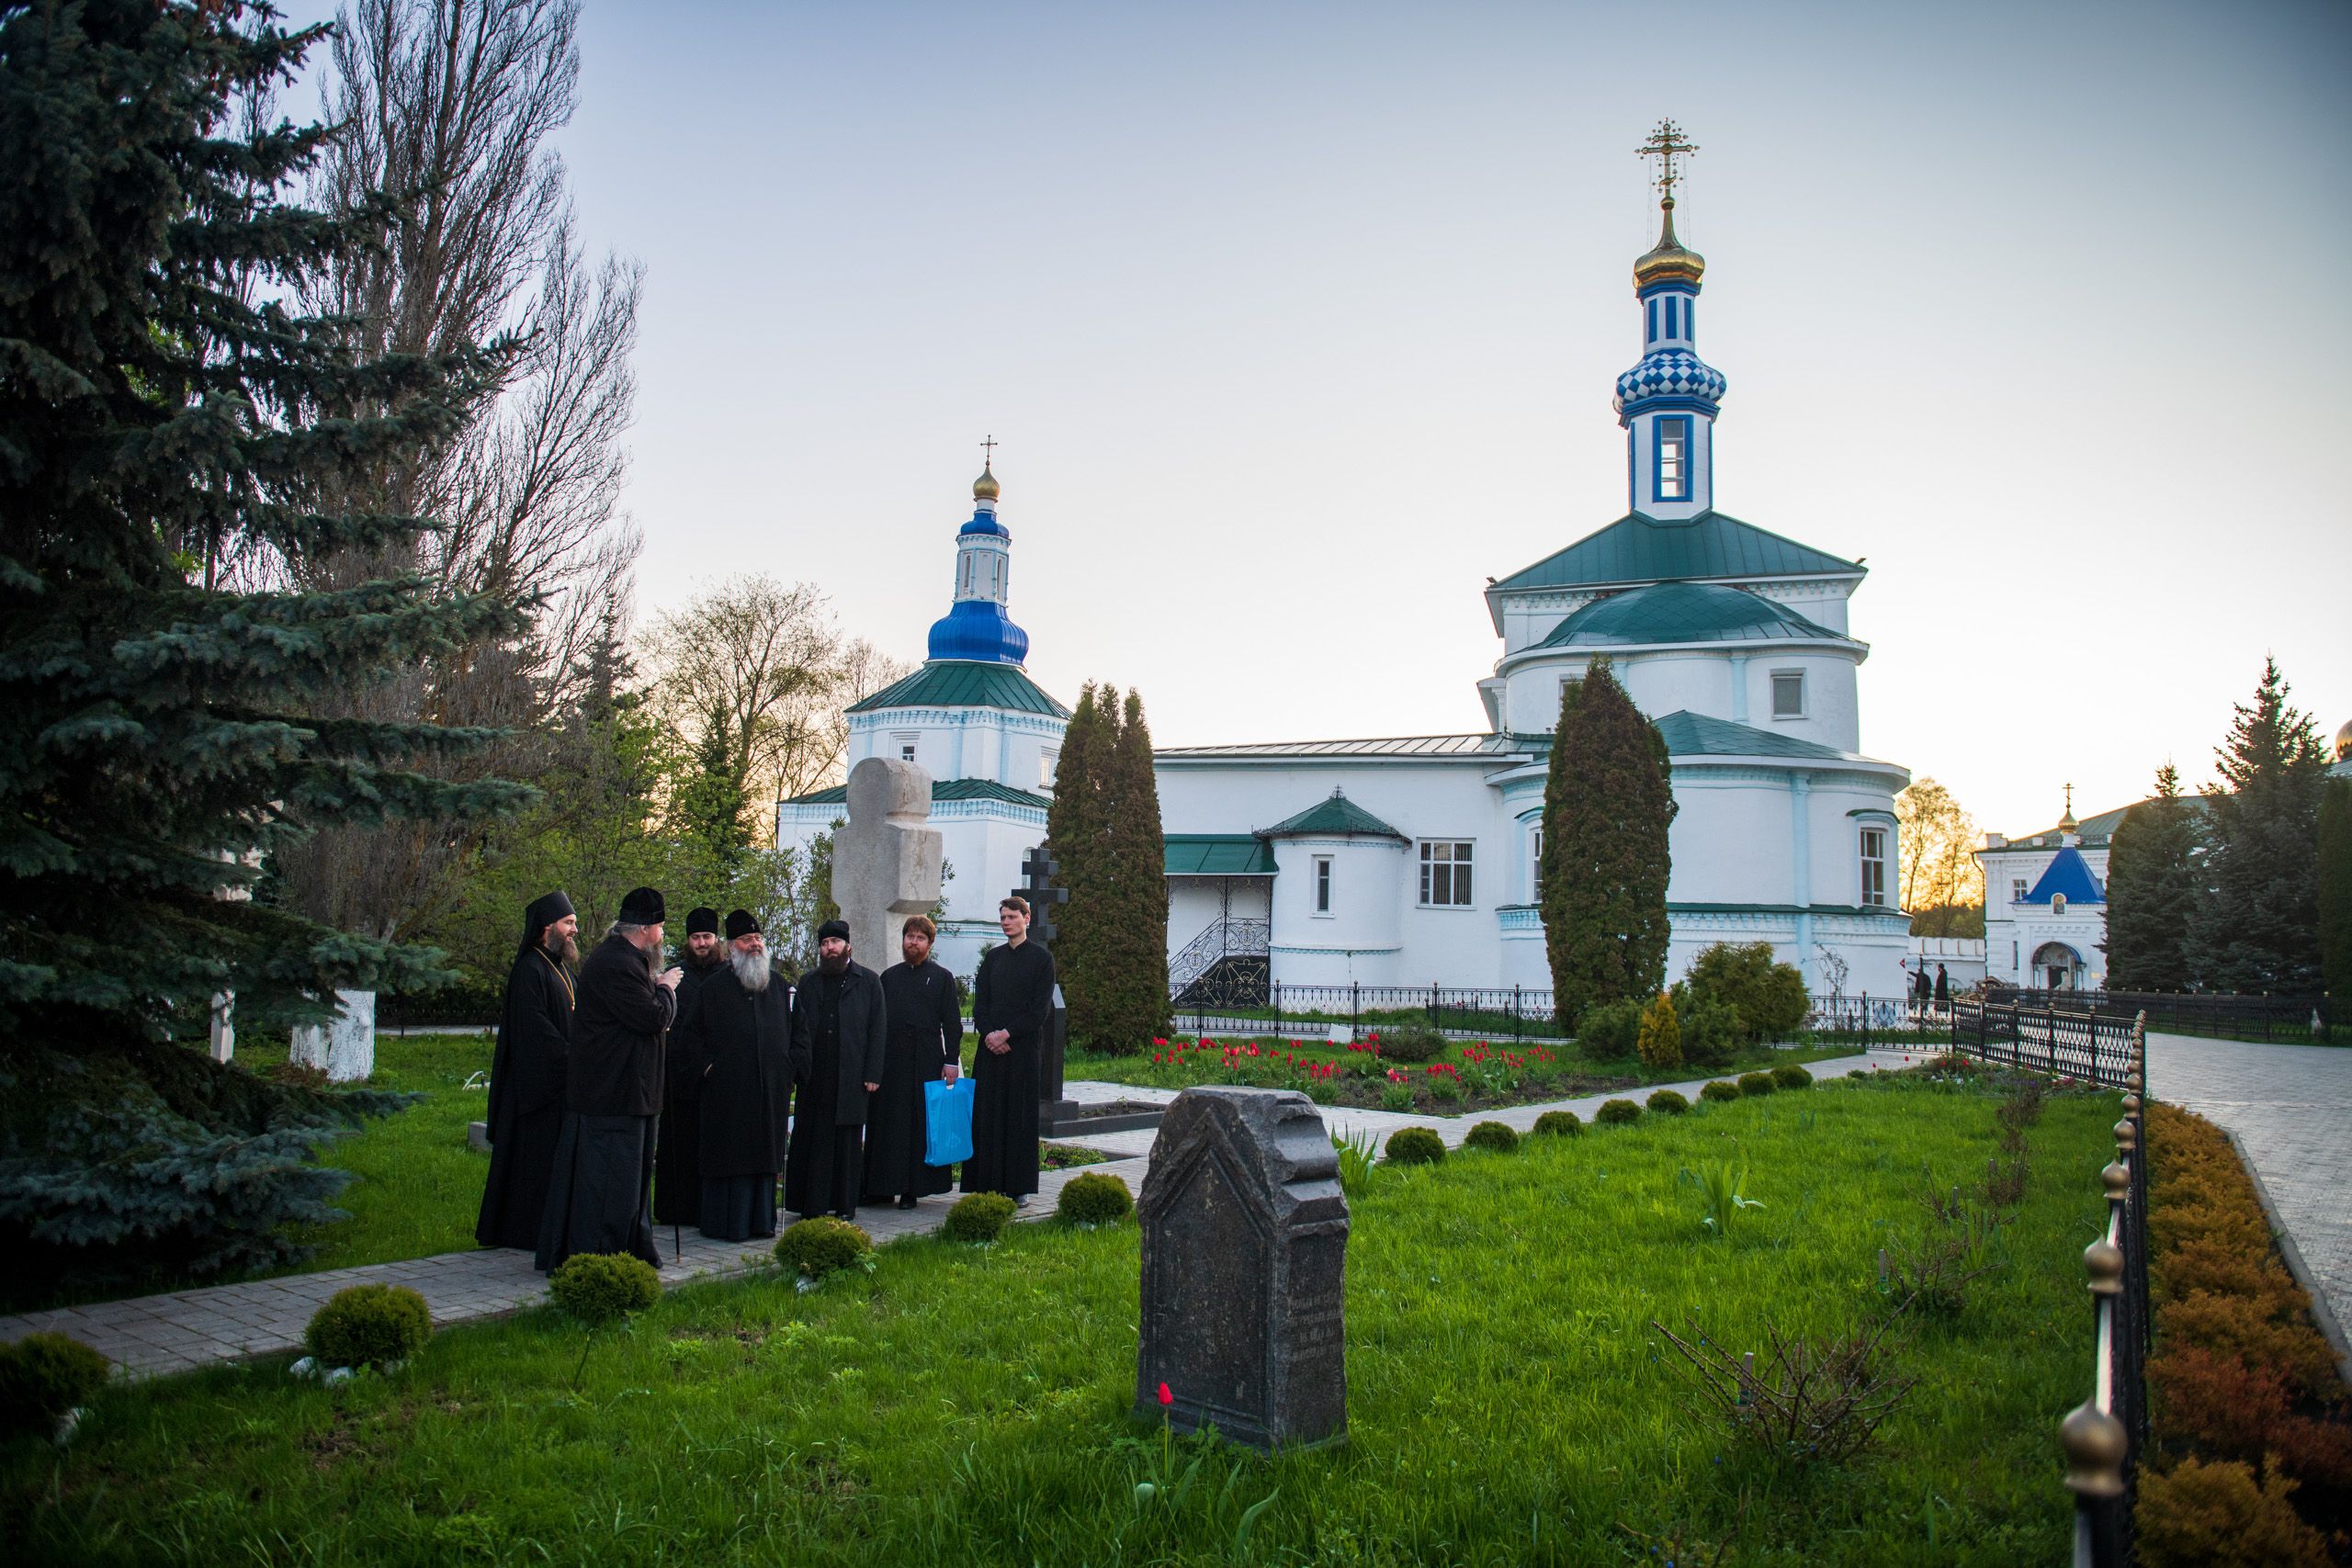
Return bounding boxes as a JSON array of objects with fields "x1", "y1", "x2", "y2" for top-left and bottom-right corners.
[
  {"x1": 1104, "y1": 688, "x2": 1172, "y2": 1049},
  {"x1": 1540, "y1": 660, "x2": 1678, "y2": 1032},
  {"x1": 2102, "y1": 763, "x2": 2202, "y2": 991},
  {"x1": 2319, "y1": 777, "x2": 2352, "y2": 1004},
  {"x1": 0, "y1": 2, "x2": 529, "y2": 1290},
  {"x1": 2187, "y1": 660, "x2": 2327, "y2": 993},
  {"x1": 1045, "y1": 683, "x2": 1112, "y2": 1041}
]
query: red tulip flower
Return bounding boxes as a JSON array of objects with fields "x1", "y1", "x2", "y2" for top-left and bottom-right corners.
[{"x1": 1158, "y1": 1381, "x2": 1174, "y2": 1407}]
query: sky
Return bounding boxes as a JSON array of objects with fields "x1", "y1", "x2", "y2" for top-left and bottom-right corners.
[{"x1": 280, "y1": 0, "x2": 2350, "y2": 840}]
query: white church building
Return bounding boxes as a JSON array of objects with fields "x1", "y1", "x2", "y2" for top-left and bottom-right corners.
[{"x1": 784, "y1": 134, "x2": 1914, "y2": 998}]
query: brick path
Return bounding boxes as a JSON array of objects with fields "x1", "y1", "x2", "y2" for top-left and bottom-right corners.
[{"x1": 0, "y1": 1051, "x2": 1916, "y2": 1380}]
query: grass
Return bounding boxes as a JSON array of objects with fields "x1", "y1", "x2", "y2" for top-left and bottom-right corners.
[{"x1": 4, "y1": 1075, "x2": 2117, "y2": 1564}]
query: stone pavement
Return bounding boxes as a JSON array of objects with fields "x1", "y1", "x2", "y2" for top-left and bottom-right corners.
[
  {"x1": 2143, "y1": 1032, "x2": 2352, "y2": 1354},
  {"x1": 2, "y1": 1050, "x2": 1919, "y2": 1381}
]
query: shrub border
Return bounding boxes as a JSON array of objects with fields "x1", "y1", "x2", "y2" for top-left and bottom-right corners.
[{"x1": 2221, "y1": 1127, "x2": 2352, "y2": 1393}]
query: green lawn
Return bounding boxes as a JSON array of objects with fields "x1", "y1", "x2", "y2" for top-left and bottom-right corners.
[{"x1": 5, "y1": 1076, "x2": 2112, "y2": 1564}]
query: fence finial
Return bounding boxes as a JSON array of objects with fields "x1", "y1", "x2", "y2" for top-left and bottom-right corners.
[
  {"x1": 2100, "y1": 1160, "x2": 2130, "y2": 1201},
  {"x1": 2084, "y1": 1235, "x2": 2124, "y2": 1297},
  {"x1": 2061, "y1": 1400, "x2": 2128, "y2": 1497},
  {"x1": 2113, "y1": 1116, "x2": 2138, "y2": 1156}
]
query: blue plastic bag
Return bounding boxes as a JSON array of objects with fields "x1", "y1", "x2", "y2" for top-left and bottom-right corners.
[{"x1": 924, "y1": 1076, "x2": 976, "y2": 1167}]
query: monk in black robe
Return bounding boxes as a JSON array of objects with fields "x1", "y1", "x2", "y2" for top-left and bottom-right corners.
[
  {"x1": 537, "y1": 886, "x2": 681, "y2": 1271},
  {"x1": 864, "y1": 914, "x2": 963, "y2": 1210},
  {"x1": 672, "y1": 909, "x2": 795, "y2": 1241},
  {"x1": 786, "y1": 919, "x2": 887, "y2": 1220},
  {"x1": 475, "y1": 891, "x2": 577, "y2": 1249},
  {"x1": 654, "y1": 907, "x2": 725, "y2": 1227},
  {"x1": 964, "y1": 896, "x2": 1057, "y2": 1203}
]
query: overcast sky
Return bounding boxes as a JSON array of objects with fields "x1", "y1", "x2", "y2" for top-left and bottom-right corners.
[{"x1": 281, "y1": 1, "x2": 2350, "y2": 840}]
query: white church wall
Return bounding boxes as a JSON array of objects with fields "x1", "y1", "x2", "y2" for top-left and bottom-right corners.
[
  {"x1": 1269, "y1": 835, "x2": 1408, "y2": 987},
  {"x1": 1665, "y1": 770, "x2": 1798, "y2": 906},
  {"x1": 1730, "y1": 651, "x2": 1862, "y2": 754}
]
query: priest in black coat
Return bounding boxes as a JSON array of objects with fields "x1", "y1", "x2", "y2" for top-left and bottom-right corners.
[
  {"x1": 475, "y1": 891, "x2": 578, "y2": 1249},
  {"x1": 864, "y1": 914, "x2": 963, "y2": 1210},
  {"x1": 963, "y1": 896, "x2": 1057, "y2": 1203},
  {"x1": 654, "y1": 907, "x2": 726, "y2": 1227},
  {"x1": 536, "y1": 886, "x2": 681, "y2": 1271},
  {"x1": 671, "y1": 909, "x2": 796, "y2": 1241},
  {"x1": 786, "y1": 919, "x2": 887, "y2": 1220}
]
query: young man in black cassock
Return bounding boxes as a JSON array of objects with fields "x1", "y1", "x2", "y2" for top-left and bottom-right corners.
[
  {"x1": 475, "y1": 891, "x2": 578, "y2": 1249},
  {"x1": 963, "y1": 896, "x2": 1057, "y2": 1204},
  {"x1": 864, "y1": 914, "x2": 963, "y2": 1211},
  {"x1": 537, "y1": 887, "x2": 681, "y2": 1271},
  {"x1": 671, "y1": 909, "x2": 795, "y2": 1241},
  {"x1": 654, "y1": 907, "x2": 725, "y2": 1228},
  {"x1": 786, "y1": 919, "x2": 886, "y2": 1220}
]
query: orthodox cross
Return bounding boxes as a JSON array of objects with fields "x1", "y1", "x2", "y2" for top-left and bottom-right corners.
[
  {"x1": 1636, "y1": 118, "x2": 1699, "y2": 202},
  {"x1": 1016, "y1": 844, "x2": 1068, "y2": 948},
  {"x1": 980, "y1": 434, "x2": 998, "y2": 467},
  {"x1": 2064, "y1": 782, "x2": 2075, "y2": 815}
]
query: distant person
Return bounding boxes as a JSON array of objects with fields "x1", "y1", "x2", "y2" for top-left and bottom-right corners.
[
  {"x1": 963, "y1": 897, "x2": 1057, "y2": 1207},
  {"x1": 1934, "y1": 964, "x2": 1951, "y2": 1006},
  {"x1": 673, "y1": 910, "x2": 795, "y2": 1242},
  {"x1": 537, "y1": 887, "x2": 680, "y2": 1271},
  {"x1": 475, "y1": 891, "x2": 577, "y2": 1250},
  {"x1": 865, "y1": 915, "x2": 963, "y2": 1211},
  {"x1": 654, "y1": 907, "x2": 726, "y2": 1230},
  {"x1": 786, "y1": 919, "x2": 887, "y2": 1221}
]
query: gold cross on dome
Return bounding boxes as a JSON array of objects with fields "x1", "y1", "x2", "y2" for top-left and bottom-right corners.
[
  {"x1": 1636, "y1": 118, "x2": 1699, "y2": 202},
  {"x1": 980, "y1": 434, "x2": 998, "y2": 466}
]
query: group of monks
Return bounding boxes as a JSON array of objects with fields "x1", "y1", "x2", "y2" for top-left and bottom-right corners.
[{"x1": 473, "y1": 885, "x2": 1058, "y2": 1271}]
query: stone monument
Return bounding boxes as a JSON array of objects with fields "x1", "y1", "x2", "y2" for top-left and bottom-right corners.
[
  {"x1": 289, "y1": 989, "x2": 376, "y2": 1083},
  {"x1": 1136, "y1": 1086, "x2": 1349, "y2": 1452},
  {"x1": 834, "y1": 757, "x2": 944, "y2": 967}
]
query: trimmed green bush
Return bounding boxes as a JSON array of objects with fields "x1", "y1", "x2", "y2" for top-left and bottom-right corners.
[
  {"x1": 1700, "y1": 1079, "x2": 1742, "y2": 1103},
  {"x1": 1385, "y1": 1126, "x2": 1445, "y2": 1165},
  {"x1": 1464, "y1": 1121, "x2": 1520, "y2": 1154},
  {"x1": 1057, "y1": 1171, "x2": 1135, "y2": 1225},
  {"x1": 1686, "y1": 941, "x2": 1810, "y2": 1043},
  {"x1": 1374, "y1": 1019, "x2": 1446, "y2": 1064},
  {"x1": 1532, "y1": 1110, "x2": 1584, "y2": 1137},
  {"x1": 0, "y1": 1333, "x2": 110, "y2": 1438},
  {"x1": 304, "y1": 1283, "x2": 432, "y2": 1370},
  {"x1": 775, "y1": 1216, "x2": 872, "y2": 1280},
  {"x1": 1646, "y1": 1089, "x2": 1690, "y2": 1115},
  {"x1": 547, "y1": 1254, "x2": 661, "y2": 1326},
  {"x1": 1575, "y1": 998, "x2": 1645, "y2": 1057},
  {"x1": 1596, "y1": 1098, "x2": 1642, "y2": 1125},
  {"x1": 944, "y1": 1191, "x2": 1016, "y2": 1243},
  {"x1": 1636, "y1": 992, "x2": 1681, "y2": 1069},
  {"x1": 1771, "y1": 1063, "x2": 1815, "y2": 1090},
  {"x1": 1737, "y1": 1071, "x2": 1777, "y2": 1097},
  {"x1": 1668, "y1": 985, "x2": 1743, "y2": 1068}
]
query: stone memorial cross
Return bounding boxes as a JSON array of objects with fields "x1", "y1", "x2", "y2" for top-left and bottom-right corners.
[
  {"x1": 834, "y1": 757, "x2": 944, "y2": 967},
  {"x1": 1136, "y1": 1086, "x2": 1349, "y2": 1452}
]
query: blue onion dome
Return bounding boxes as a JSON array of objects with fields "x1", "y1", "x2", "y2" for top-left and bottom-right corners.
[
  {"x1": 1613, "y1": 349, "x2": 1727, "y2": 414},
  {"x1": 1535, "y1": 581, "x2": 1851, "y2": 650},
  {"x1": 1633, "y1": 197, "x2": 1705, "y2": 290},
  {"x1": 927, "y1": 601, "x2": 1029, "y2": 663}
]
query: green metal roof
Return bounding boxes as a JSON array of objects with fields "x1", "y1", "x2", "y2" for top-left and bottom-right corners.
[
  {"x1": 1164, "y1": 834, "x2": 1278, "y2": 875},
  {"x1": 1259, "y1": 790, "x2": 1407, "y2": 840},
  {"x1": 1534, "y1": 581, "x2": 1851, "y2": 650},
  {"x1": 1490, "y1": 511, "x2": 1863, "y2": 596},
  {"x1": 1651, "y1": 709, "x2": 1853, "y2": 761},
  {"x1": 783, "y1": 777, "x2": 1052, "y2": 810},
  {"x1": 845, "y1": 660, "x2": 1071, "y2": 718},
  {"x1": 1996, "y1": 795, "x2": 2212, "y2": 850}
]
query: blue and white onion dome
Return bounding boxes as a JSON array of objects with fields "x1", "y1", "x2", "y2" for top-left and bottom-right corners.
[{"x1": 1613, "y1": 349, "x2": 1728, "y2": 414}]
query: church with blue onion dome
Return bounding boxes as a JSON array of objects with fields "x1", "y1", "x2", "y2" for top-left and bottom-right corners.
[
  {"x1": 775, "y1": 458, "x2": 1071, "y2": 974},
  {"x1": 1152, "y1": 122, "x2": 1915, "y2": 1003}
]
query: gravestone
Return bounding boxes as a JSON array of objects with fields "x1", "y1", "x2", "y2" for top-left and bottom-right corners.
[
  {"x1": 834, "y1": 757, "x2": 944, "y2": 968},
  {"x1": 1136, "y1": 1086, "x2": 1348, "y2": 1452},
  {"x1": 1014, "y1": 846, "x2": 1080, "y2": 1129},
  {"x1": 289, "y1": 989, "x2": 376, "y2": 1083}
]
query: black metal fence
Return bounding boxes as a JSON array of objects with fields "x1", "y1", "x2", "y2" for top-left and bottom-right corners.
[
  {"x1": 1951, "y1": 999, "x2": 2144, "y2": 1087},
  {"x1": 1165, "y1": 985, "x2": 1956, "y2": 1046},
  {"x1": 1987, "y1": 986, "x2": 2333, "y2": 1044}
]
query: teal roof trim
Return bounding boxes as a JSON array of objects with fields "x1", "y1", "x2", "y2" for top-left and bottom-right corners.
[
  {"x1": 1259, "y1": 791, "x2": 1407, "y2": 840},
  {"x1": 1651, "y1": 709, "x2": 1852, "y2": 761},
  {"x1": 783, "y1": 777, "x2": 1052, "y2": 810},
  {"x1": 1490, "y1": 511, "x2": 1863, "y2": 595},
  {"x1": 1165, "y1": 835, "x2": 1278, "y2": 875},
  {"x1": 846, "y1": 660, "x2": 1071, "y2": 718},
  {"x1": 1534, "y1": 581, "x2": 1851, "y2": 650}
]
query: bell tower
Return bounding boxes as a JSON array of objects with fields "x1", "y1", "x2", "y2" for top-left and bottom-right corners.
[{"x1": 1614, "y1": 120, "x2": 1726, "y2": 521}]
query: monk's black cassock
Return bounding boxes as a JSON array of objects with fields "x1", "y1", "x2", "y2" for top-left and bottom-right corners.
[
  {"x1": 863, "y1": 956, "x2": 963, "y2": 1202},
  {"x1": 671, "y1": 958, "x2": 795, "y2": 1241},
  {"x1": 537, "y1": 929, "x2": 674, "y2": 1271},
  {"x1": 961, "y1": 938, "x2": 1056, "y2": 1200},
  {"x1": 652, "y1": 940, "x2": 724, "y2": 1226},
  {"x1": 475, "y1": 894, "x2": 575, "y2": 1249},
  {"x1": 785, "y1": 959, "x2": 887, "y2": 1218}
]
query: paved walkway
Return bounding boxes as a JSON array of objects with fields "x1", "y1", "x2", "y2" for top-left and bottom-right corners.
[
  {"x1": 0, "y1": 1051, "x2": 1920, "y2": 1381},
  {"x1": 2144, "y1": 1032, "x2": 2352, "y2": 1349}
]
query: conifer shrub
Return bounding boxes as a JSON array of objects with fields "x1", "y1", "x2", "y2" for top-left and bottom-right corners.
[
  {"x1": 1595, "y1": 1098, "x2": 1641, "y2": 1125},
  {"x1": 2150, "y1": 1347, "x2": 2352, "y2": 1491},
  {"x1": 1384, "y1": 1127, "x2": 1445, "y2": 1166},
  {"x1": 1057, "y1": 1171, "x2": 1135, "y2": 1225},
  {"x1": 2135, "y1": 1457, "x2": 2330, "y2": 1568},
  {"x1": 304, "y1": 1283, "x2": 433, "y2": 1370},
  {"x1": 1575, "y1": 998, "x2": 1645, "y2": 1057},
  {"x1": 1771, "y1": 1063, "x2": 1815, "y2": 1090},
  {"x1": 1636, "y1": 992, "x2": 1681, "y2": 1070},
  {"x1": 944, "y1": 1192, "x2": 1016, "y2": 1243},
  {"x1": 1684, "y1": 942, "x2": 1810, "y2": 1043},
  {"x1": 1532, "y1": 1110, "x2": 1584, "y2": 1137},
  {"x1": 1700, "y1": 1079, "x2": 1742, "y2": 1104},
  {"x1": 1736, "y1": 1071, "x2": 1776, "y2": 1097},
  {"x1": 1374, "y1": 1020, "x2": 1447, "y2": 1064},
  {"x1": 547, "y1": 1255, "x2": 661, "y2": 1327},
  {"x1": 1646, "y1": 1089, "x2": 1690, "y2": 1115},
  {"x1": 1668, "y1": 987, "x2": 1742, "y2": 1067},
  {"x1": 0, "y1": 1333, "x2": 110, "y2": 1439},
  {"x1": 775, "y1": 1217, "x2": 872, "y2": 1280},
  {"x1": 1464, "y1": 1121, "x2": 1520, "y2": 1154}
]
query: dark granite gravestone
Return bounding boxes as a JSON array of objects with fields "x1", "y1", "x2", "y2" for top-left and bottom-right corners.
[{"x1": 1136, "y1": 1086, "x2": 1348, "y2": 1452}]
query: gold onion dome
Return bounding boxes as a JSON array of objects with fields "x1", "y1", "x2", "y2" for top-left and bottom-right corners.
[
  {"x1": 973, "y1": 464, "x2": 1000, "y2": 502},
  {"x1": 1633, "y1": 198, "x2": 1706, "y2": 289}
]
